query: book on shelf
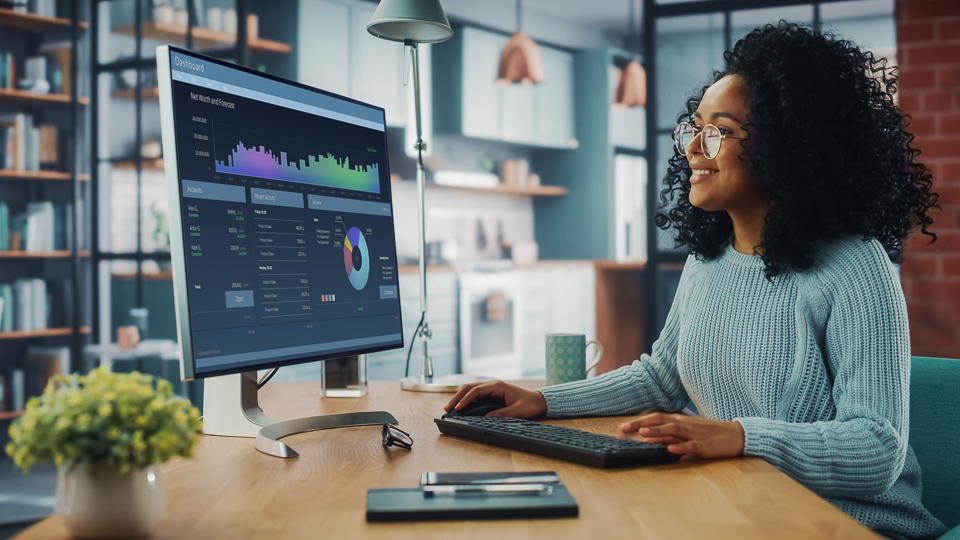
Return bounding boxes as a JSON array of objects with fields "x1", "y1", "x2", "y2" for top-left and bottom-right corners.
[
  {"x1": 0, "y1": 348, "x2": 65, "y2": 412},
  {"x1": 0, "y1": 366, "x2": 26, "y2": 412},
  {"x1": 0, "y1": 113, "x2": 59, "y2": 172},
  {"x1": 0, "y1": 202, "x2": 8, "y2": 251},
  {"x1": 0, "y1": 279, "x2": 48, "y2": 332},
  {"x1": 0, "y1": 284, "x2": 11, "y2": 333},
  {"x1": 1, "y1": 201, "x2": 79, "y2": 252},
  {"x1": 0, "y1": 51, "x2": 16, "y2": 91}
]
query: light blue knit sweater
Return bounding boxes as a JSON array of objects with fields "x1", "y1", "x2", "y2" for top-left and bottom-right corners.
[{"x1": 539, "y1": 236, "x2": 947, "y2": 539}]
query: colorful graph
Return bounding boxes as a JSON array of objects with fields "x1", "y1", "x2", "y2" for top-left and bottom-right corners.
[
  {"x1": 215, "y1": 142, "x2": 381, "y2": 194},
  {"x1": 343, "y1": 227, "x2": 370, "y2": 290}
]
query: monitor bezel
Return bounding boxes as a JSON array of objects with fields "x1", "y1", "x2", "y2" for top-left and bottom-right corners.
[{"x1": 156, "y1": 45, "x2": 405, "y2": 381}]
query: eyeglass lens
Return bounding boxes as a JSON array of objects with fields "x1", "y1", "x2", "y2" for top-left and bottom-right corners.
[{"x1": 676, "y1": 123, "x2": 722, "y2": 159}]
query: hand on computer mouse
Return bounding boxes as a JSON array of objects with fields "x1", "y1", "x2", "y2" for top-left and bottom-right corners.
[{"x1": 445, "y1": 381, "x2": 548, "y2": 419}]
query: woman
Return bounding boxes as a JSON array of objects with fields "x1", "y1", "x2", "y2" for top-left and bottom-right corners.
[{"x1": 446, "y1": 23, "x2": 946, "y2": 540}]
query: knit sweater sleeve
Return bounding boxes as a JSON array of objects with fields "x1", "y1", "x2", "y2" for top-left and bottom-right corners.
[
  {"x1": 537, "y1": 256, "x2": 695, "y2": 417},
  {"x1": 735, "y1": 239, "x2": 910, "y2": 498}
]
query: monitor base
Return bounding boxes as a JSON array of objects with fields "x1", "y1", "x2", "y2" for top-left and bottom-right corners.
[
  {"x1": 202, "y1": 371, "x2": 277, "y2": 438},
  {"x1": 201, "y1": 370, "x2": 398, "y2": 458},
  {"x1": 255, "y1": 411, "x2": 397, "y2": 458},
  {"x1": 399, "y1": 374, "x2": 492, "y2": 393}
]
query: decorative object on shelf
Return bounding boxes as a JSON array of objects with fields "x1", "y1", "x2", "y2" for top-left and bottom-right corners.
[
  {"x1": 153, "y1": 2, "x2": 174, "y2": 24},
  {"x1": 368, "y1": 0, "x2": 489, "y2": 392},
  {"x1": 4, "y1": 367, "x2": 202, "y2": 538},
  {"x1": 117, "y1": 325, "x2": 139, "y2": 350},
  {"x1": 21, "y1": 56, "x2": 50, "y2": 94},
  {"x1": 173, "y1": 7, "x2": 188, "y2": 26},
  {"x1": 246, "y1": 13, "x2": 258, "y2": 40},
  {"x1": 206, "y1": 6, "x2": 221, "y2": 31},
  {"x1": 614, "y1": 0, "x2": 646, "y2": 108},
  {"x1": 128, "y1": 307, "x2": 149, "y2": 340},
  {"x1": 141, "y1": 139, "x2": 161, "y2": 159},
  {"x1": 222, "y1": 8, "x2": 237, "y2": 35},
  {"x1": 497, "y1": 0, "x2": 545, "y2": 85}
]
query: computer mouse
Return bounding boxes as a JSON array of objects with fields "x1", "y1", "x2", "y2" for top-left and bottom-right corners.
[{"x1": 442, "y1": 396, "x2": 507, "y2": 419}]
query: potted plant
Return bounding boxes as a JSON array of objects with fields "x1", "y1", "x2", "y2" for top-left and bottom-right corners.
[{"x1": 5, "y1": 366, "x2": 202, "y2": 538}]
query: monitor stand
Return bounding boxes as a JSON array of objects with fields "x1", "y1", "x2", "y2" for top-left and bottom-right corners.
[{"x1": 202, "y1": 363, "x2": 397, "y2": 459}]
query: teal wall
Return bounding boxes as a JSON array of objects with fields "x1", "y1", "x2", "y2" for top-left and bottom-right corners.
[{"x1": 532, "y1": 49, "x2": 612, "y2": 260}]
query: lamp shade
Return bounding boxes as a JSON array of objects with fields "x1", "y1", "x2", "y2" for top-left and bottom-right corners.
[
  {"x1": 497, "y1": 32, "x2": 545, "y2": 84},
  {"x1": 366, "y1": 0, "x2": 453, "y2": 43},
  {"x1": 614, "y1": 60, "x2": 646, "y2": 107}
]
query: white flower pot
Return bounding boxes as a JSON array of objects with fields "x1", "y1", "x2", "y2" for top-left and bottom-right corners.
[{"x1": 55, "y1": 465, "x2": 165, "y2": 539}]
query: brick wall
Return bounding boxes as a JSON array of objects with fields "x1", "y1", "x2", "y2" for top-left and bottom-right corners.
[{"x1": 897, "y1": 0, "x2": 960, "y2": 358}]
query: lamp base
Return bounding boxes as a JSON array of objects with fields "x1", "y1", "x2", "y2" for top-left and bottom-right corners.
[{"x1": 399, "y1": 374, "x2": 492, "y2": 393}]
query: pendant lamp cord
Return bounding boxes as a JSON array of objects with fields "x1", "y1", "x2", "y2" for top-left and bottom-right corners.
[{"x1": 516, "y1": 0, "x2": 522, "y2": 32}]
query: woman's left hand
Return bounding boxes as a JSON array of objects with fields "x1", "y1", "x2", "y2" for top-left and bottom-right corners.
[{"x1": 620, "y1": 412, "x2": 746, "y2": 458}]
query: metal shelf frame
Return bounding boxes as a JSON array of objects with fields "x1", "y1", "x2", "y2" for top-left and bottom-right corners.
[{"x1": 90, "y1": 0, "x2": 253, "y2": 343}]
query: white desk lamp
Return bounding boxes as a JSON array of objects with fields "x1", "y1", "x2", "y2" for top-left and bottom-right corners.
[{"x1": 368, "y1": 0, "x2": 490, "y2": 392}]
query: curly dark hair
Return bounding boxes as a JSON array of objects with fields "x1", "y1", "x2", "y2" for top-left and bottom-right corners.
[{"x1": 654, "y1": 22, "x2": 938, "y2": 278}]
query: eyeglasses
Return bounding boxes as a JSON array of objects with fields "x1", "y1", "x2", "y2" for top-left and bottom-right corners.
[
  {"x1": 674, "y1": 122, "x2": 746, "y2": 159},
  {"x1": 382, "y1": 423, "x2": 413, "y2": 450}
]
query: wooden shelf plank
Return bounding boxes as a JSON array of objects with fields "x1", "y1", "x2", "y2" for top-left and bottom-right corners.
[
  {"x1": 112, "y1": 159, "x2": 164, "y2": 171},
  {"x1": 0, "y1": 251, "x2": 90, "y2": 258},
  {"x1": 112, "y1": 21, "x2": 291, "y2": 53},
  {"x1": 0, "y1": 8, "x2": 89, "y2": 30},
  {"x1": 111, "y1": 86, "x2": 160, "y2": 102},
  {"x1": 0, "y1": 88, "x2": 89, "y2": 105},
  {"x1": 0, "y1": 170, "x2": 90, "y2": 181},
  {"x1": 0, "y1": 410, "x2": 25, "y2": 421},
  {"x1": 0, "y1": 326, "x2": 90, "y2": 340},
  {"x1": 429, "y1": 182, "x2": 567, "y2": 196}
]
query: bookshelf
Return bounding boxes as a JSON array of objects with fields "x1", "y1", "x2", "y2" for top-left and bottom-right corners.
[{"x1": 0, "y1": 2, "x2": 91, "y2": 434}]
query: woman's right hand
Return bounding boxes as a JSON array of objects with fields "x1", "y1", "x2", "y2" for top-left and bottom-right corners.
[{"x1": 444, "y1": 380, "x2": 548, "y2": 419}]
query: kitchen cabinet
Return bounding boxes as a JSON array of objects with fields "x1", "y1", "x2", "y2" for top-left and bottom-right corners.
[
  {"x1": 298, "y1": 0, "x2": 414, "y2": 128},
  {"x1": 519, "y1": 264, "x2": 596, "y2": 379},
  {"x1": 461, "y1": 28, "x2": 505, "y2": 140},
  {"x1": 366, "y1": 270, "x2": 458, "y2": 380},
  {"x1": 537, "y1": 47, "x2": 576, "y2": 148},
  {"x1": 434, "y1": 26, "x2": 576, "y2": 149}
]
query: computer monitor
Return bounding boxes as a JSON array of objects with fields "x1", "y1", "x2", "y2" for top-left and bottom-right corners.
[{"x1": 156, "y1": 46, "x2": 403, "y2": 455}]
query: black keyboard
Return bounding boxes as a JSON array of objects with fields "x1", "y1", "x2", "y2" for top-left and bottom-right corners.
[{"x1": 434, "y1": 415, "x2": 683, "y2": 468}]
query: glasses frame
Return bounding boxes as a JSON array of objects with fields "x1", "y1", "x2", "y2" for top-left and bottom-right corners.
[
  {"x1": 674, "y1": 122, "x2": 746, "y2": 159},
  {"x1": 382, "y1": 422, "x2": 413, "y2": 450}
]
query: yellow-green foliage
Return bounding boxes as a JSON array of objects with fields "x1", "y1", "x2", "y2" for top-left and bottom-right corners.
[{"x1": 5, "y1": 366, "x2": 202, "y2": 474}]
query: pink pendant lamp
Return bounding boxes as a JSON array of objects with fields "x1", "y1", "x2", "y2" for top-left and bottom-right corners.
[
  {"x1": 497, "y1": 0, "x2": 545, "y2": 84},
  {"x1": 614, "y1": 60, "x2": 646, "y2": 107},
  {"x1": 614, "y1": 0, "x2": 646, "y2": 107}
]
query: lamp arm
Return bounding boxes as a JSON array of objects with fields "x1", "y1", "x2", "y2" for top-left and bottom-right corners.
[{"x1": 409, "y1": 41, "x2": 427, "y2": 318}]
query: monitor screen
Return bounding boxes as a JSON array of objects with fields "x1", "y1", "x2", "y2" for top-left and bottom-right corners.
[{"x1": 158, "y1": 47, "x2": 404, "y2": 379}]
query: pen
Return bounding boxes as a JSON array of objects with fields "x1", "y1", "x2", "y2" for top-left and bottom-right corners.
[{"x1": 422, "y1": 484, "x2": 555, "y2": 496}]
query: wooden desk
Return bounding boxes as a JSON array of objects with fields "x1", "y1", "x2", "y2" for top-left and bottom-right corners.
[{"x1": 16, "y1": 381, "x2": 879, "y2": 540}]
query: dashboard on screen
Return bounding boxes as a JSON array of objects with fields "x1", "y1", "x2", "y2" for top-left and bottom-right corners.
[{"x1": 161, "y1": 48, "x2": 404, "y2": 378}]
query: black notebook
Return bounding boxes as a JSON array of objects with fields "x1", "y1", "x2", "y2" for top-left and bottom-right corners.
[{"x1": 366, "y1": 483, "x2": 578, "y2": 521}]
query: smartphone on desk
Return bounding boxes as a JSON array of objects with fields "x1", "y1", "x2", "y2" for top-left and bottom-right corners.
[{"x1": 421, "y1": 471, "x2": 560, "y2": 485}]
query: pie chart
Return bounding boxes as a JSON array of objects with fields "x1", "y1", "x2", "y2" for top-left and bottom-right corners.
[{"x1": 343, "y1": 226, "x2": 370, "y2": 290}]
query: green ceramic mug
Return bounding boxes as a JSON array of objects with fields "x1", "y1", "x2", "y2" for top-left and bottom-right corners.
[{"x1": 545, "y1": 334, "x2": 604, "y2": 387}]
